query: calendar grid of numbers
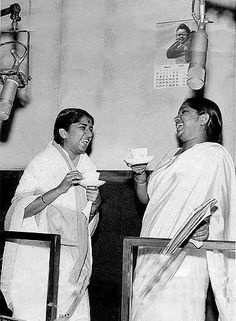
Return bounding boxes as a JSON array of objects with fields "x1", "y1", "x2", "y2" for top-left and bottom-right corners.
[{"x1": 154, "y1": 63, "x2": 188, "y2": 89}]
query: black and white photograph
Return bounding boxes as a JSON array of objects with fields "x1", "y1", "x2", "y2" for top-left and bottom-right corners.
[{"x1": 0, "y1": 1, "x2": 236, "y2": 321}]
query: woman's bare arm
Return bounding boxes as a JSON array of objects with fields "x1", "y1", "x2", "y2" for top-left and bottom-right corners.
[{"x1": 24, "y1": 170, "x2": 83, "y2": 218}]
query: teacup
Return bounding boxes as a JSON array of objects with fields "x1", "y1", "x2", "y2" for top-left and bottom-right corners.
[
  {"x1": 131, "y1": 147, "x2": 148, "y2": 159},
  {"x1": 84, "y1": 171, "x2": 100, "y2": 180}
]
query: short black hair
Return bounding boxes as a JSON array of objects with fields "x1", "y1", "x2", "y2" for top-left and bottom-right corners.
[{"x1": 176, "y1": 24, "x2": 191, "y2": 35}]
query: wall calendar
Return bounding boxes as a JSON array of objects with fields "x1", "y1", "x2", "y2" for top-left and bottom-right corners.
[{"x1": 154, "y1": 63, "x2": 188, "y2": 89}]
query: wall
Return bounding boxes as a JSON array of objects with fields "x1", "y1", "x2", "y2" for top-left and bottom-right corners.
[{"x1": 0, "y1": 0, "x2": 235, "y2": 170}]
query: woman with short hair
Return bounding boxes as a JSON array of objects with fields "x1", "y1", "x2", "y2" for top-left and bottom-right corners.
[{"x1": 1, "y1": 108, "x2": 101, "y2": 321}]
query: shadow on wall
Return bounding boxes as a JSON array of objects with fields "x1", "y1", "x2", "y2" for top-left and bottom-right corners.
[{"x1": 206, "y1": 1, "x2": 236, "y2": 21}]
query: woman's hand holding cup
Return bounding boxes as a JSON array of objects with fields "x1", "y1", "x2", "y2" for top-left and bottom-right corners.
[{"x1": 58, "y1": 170, "x2": 83, "y2": 194}]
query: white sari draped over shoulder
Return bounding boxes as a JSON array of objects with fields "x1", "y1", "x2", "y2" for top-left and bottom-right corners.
[
  {"x1": 1, "y1": 141, "x2": 99, "y2": 321},
  {"x1": 132, "y1": 142, "x2": 236, "y2": 321}
]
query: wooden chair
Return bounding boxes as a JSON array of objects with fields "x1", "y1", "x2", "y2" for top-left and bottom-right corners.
[
  {"x1": 0, "y1": 230, "x2": 61, "y2": 321},
  {"x1": 121, "y1": 237, "x2": 235, "y2": 321}
]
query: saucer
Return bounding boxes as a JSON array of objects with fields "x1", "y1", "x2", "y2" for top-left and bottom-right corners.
[
  {"x1": 124, "y1": 156, "x2": 154, "y2": 166},
  {"x1": 79, "y1": 179, "x2": 106, "y2": 188}
]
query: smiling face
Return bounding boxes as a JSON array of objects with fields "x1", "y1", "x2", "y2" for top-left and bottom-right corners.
[
  {"x1": 174, "y1": 103, "x2": 208, "y2": 150},
  {"x1": 60, "y1": 116, "x2": 94, "y2": 160},
  {"x1": 176, "y1": 28, "x2": 188, "y2": 44}
]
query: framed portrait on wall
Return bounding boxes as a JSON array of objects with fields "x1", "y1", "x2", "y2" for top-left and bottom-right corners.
[{"x1": 154, "y1": 19, "x2": 197, "y2": 89}]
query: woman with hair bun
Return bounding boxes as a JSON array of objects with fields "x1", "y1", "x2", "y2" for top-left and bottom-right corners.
[{"x1": 129, "y1": 97, "x2": 236, "y2": 321}]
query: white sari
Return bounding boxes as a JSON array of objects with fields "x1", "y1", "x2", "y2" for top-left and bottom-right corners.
[
  {"x1": 1, "y1": 141, "x2": 99, "y2": 321},
  {"x1": 132, "y1": 142, "x2": 236, "y2": 321}
]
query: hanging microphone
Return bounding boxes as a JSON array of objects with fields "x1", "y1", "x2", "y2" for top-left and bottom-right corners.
[
  {"x1": 0, "y1": 6, "x2": 31, "y2": 121},
  {"x1": 187, "y1": 0, "x2": 210, "y2": 90},
  {"x1": 0, "y1": 76, "x2": 20, "y2": 120},
  {"x1": 187, "y1": 27, "x2": 208, "y2": 90}
]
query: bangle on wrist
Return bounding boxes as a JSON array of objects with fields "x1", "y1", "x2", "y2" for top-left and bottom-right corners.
[
  {"x1": 41, "y1": 194, "x2": 48, "y2": 206},
  {"x1": 134, "y1": 176, "x2": 147, "y2": 184}
]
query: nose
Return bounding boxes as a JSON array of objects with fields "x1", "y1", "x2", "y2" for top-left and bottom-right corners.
[
  {"x1": 84, "y1": 128, "x2": 93, "y2": 137},
  {"x1": 174, "y1": 115, "x2": 181, "y2": 123}
]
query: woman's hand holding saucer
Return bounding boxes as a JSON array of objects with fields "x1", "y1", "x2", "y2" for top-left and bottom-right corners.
[
  {"x1": 86, "y1": 186, "x2": 100, "y2": 204},
  {"x1": 131, "y1": 165, "x2": 147, "y2": 185},
  {"x1": 86, "y1": 187, "x2": 101, "y2": 217},
  {"x1": 124, "y1": 147, "x2": 153, "y2": 187},
  {"x1": 124, "y1": 147, "x2": 153, "y2": 175},
  {"x1": 130, "y1": 164, "x2": 147, "y2": 176}
]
